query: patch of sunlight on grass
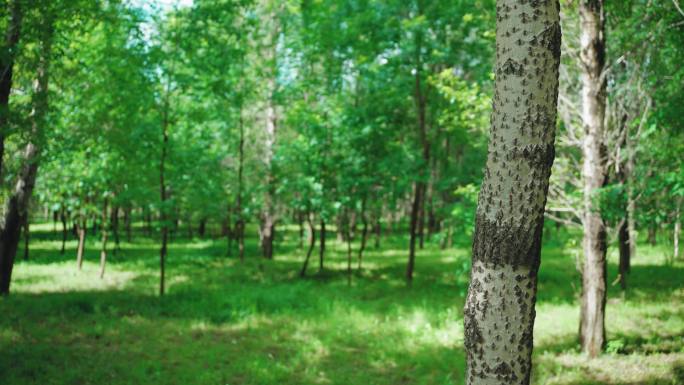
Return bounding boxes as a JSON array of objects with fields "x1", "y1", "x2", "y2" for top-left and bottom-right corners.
[
  {"x1": 166, "y1": 274, "x2": 189, "y2": 292},
  {"x1": 375, "y1": 248, "x2": 407, "y2": 257},
  {"x1": 290, "y1": 320, "x2": 330, "y2": 368},
  {"x1": 0, "y1": 327, "x2": 21, "y2": 343},
  {"x1": 394, "y1": 308, "x2": 464, "y2": 351},
  {"x1": 168, "y1": 240, "x2": 215, "y2": 250},
  {"x1": 536, "y1": 352, "x2": 684, "y2": 385},
  {"x1": 534, "y1": 303, "x2": 578, "y2": 349},
  {"x1": 11, "y1": 261, "x2": 139, "y2": 293},
  {"x1": 27, "y1": 222, "x2": 55, "y2": 232}
]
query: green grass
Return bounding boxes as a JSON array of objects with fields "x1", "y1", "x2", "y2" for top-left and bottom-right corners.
[{"x1": 1, "y1": 223, "x2": 683, "y2": 385}]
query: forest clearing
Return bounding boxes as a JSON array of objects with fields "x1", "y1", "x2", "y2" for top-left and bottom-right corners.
[{"x1": 1, "y1": 224, "x2": 683, "y2": 384}]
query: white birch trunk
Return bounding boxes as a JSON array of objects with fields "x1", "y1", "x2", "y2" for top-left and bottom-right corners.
[{"x1": 464, "y1": 1, "x2": 561, "y2": 384}]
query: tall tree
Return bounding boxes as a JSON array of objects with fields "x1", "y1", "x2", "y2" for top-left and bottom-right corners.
[
  {"x1": 0, "y1": 0, "x2": 22, "y2": 181},
  {"x1": 258, "y1": 1, "x2": 280, "y2": 260},
  {"x1": 578, "y1": 0, "x2": 607, "y2": 358},
  {"x1": 463, "y1": 0, "x2": 561, "y2": 384},
  {"x1": 0, "y1": 3, "x2": 54, "y2": 295},
  {"x1": 406, "y1": 0, "x2": 429, "y2": 284}
]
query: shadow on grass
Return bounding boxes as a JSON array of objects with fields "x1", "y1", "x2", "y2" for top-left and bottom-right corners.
[{"x1": 5, "y1": 224, "x2": 683, "y2": 385}]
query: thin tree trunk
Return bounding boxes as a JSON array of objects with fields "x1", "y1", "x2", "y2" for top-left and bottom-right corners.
[
  {"x1": 159, "y1": 95, "x2": 170, "y2": 297},
  {"x1": 616, "y1": 120, "x2": 631, "y2": 290},
  {"x1": 464, "y1": 1, "x2": 561, "y2": 383},
  {"x1": 225, "y1": 213, "x2": 233, "y2": 257},
  {"x1": 358, "y1": 200, "x2": 369, "y2": 270},
  {"x1": 198, "y1": 218, "x2": 206, "y2": 238},
  {"x1": 407, "y1": 182, "x2": 423, "y2": 283},
  {"x1": 111, "y1": 205, "x2": 120, "y2": 254},
  {"x1": 0, "y1": 0, "x2": 22, "y2": 183},
  {"x1": 408, "y1": 2, "x2": 430, "y2": 280},
  {"x1": 99, "y1": 198, "x2": 108, "y2": 279},
  {"x1": 298, "y1": 211, "x2": 304, "y2": 249},
  {"x1": 418, "y1": 190, "x2": 426, "y2": 250},
  {"x1": 260, "y1": 20, "x2": 279, "y2": 261},
  {"x1": 647, "y1": 225, "x2": 657, "y2": 246},
  {"x1": 236, "y1": 103, "x2": 245, "y2": 262},
  {"x1": 617, "y1": 218, "x2": 630, "y2": 290},
  {"x1": 76, "y1": 217, "x2": 86, "y2": 270},
  {"x1": 260, "y1": 217, "x2": 275, "y2": 259},
  {"x1": 319, "y1": 219, "x2": 326, "y2": 273},
  {"x1": 124, "y1": 207, "x2": 132, "y2": 242},
  {"x1": 627, "y1": 196, "x2": 636, "y2": 262},
  {"x1": 579, "y1": 0, "x2": 608, "y2": 358},
  {"x1": 300, "y1": 213, "x2": 316, "y2": 277},
  {"x1": 237, "y1": 219, "x2": 245, "y2": 262},
  {"x1": 0, "y1": 14, "x2": 52, "y2": 295},
  {"x1": 441, "y1": 221, "x2": 454, "y2": 250}
]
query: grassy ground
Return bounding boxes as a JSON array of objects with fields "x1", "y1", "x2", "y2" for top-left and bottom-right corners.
[{"x1": 0, "y1": 223, "x2": 682, "y2": 385}]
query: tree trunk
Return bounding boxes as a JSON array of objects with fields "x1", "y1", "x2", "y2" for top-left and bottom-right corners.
[
  {"x1": 260, "y1": 217, "x2": 275, "y2": 260},
  {"x1": 463, "y1": 1, "x2": 561, "y2": 384},
  {"x1": 627, "y1": 196, "x2": 636, "y2": 262},
  {"x1": 616, "y1": 115, "x2": 631, "y2": 290},
  {"x1": 579, "y1": 0, "x2": 608, "y2": 359},
  {"x1": 0, "y1": 0, "x2": 22, "y2": 183},
  {"x1": 647, "y1": 225, "x2": 657, "y2": 246},
  {"x1": 237, "y1": 218, "x2": 245, "y2": 262},
  {"x1": 159, "y1": 94, "x2": 170, "y2": 297},
  {"x1": 319, "y1": 219, "x2": 326, "y2": 272},
  {"x1": 407, "y1": 182, "x2": 423, "y2": 283},
  {"x1": 111, "y1": 205, "x2": 120, "y2": 254},
  {"x1": 300, "y1": 213, "x2": 316, "y2": 278},
  {"x1": 298, "y1": 211, "x2": 304, "y2": 249},
  {"x1": 358, "y1": 201, "x2": 369, "y2": 270},
  {"x1": 225, "y1": 213, "x2": 233, "y2": 257},
  {"x1": 99, "y1": 198, "x2": 109, "y2": 279},
  {"x1": 198, "y1": 218, "x2": 207, "y2": 238},
  {"x1": 418, "y1": 190, "x2": 426, "y2": 250},
  {"x1": 408, "y1": 3, "x2": 430, "y2": 276},
  {"x1": 406, "y1": 1, "x2": 430, "y2": 264},
  {"x1": 76, "y1": 218, "x2": 86, "y2": 270},
  {"x1": 337, "y1": 214, "x2": 345, "y2": 243},
  {"x1": 0, "y1": 14, "x2": 51, "y2": 295},
  {"x1": 236, "y1": 104, "x2": 245, "y2": 262},
  {"x1": 260, "y1": 21, "x2": 279, "y2": 261},
  {"x1": 124, "y1": 207, "x2": 132, "y2": 242},
  {"x1": 617, "y1": 218, "x2": 630, "y2": 290}
]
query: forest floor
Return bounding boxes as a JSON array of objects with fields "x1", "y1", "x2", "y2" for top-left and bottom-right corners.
[{"x1": 1, "y1": 223, "x2": 683, "y2": 385}]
